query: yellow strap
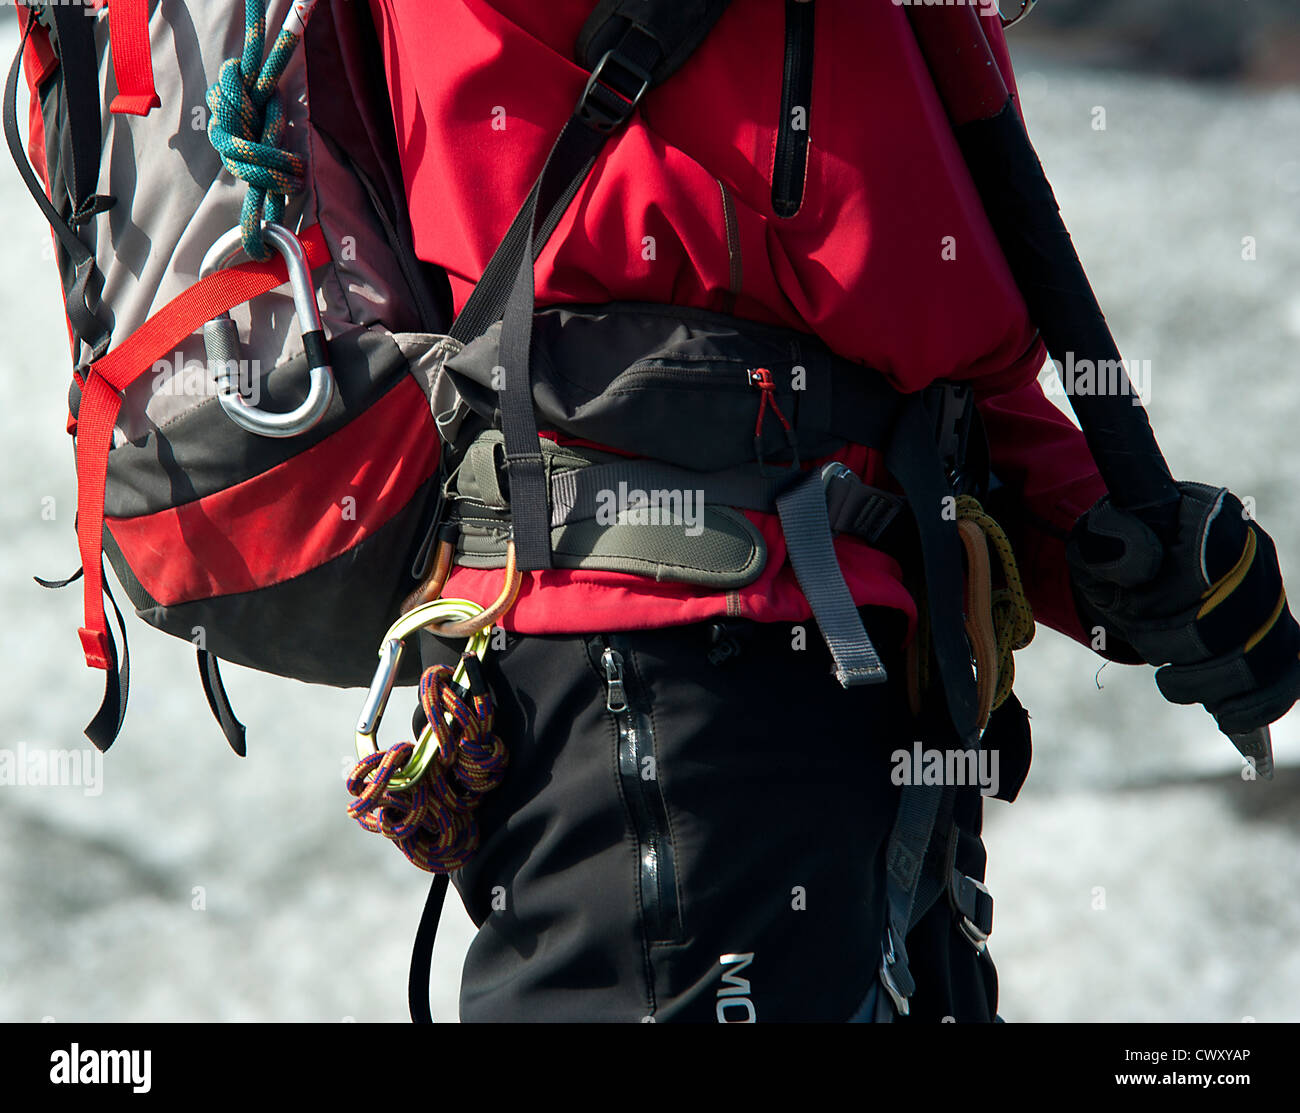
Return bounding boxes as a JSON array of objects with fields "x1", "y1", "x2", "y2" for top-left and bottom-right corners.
[
  {"x1": 1198, "y1": 529, "x2": 1256, "y2": 619},
  {"x1": 1245, "y1": 588, "x2": 1287, "y2": 654}
]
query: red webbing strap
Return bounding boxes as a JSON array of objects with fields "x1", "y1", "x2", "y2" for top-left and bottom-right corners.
[
  {"x1": 107, "y1": 0, "x2": 161, "y2": 116},
  {"x1": 75, "y1": 223, "x2": 330, "y2": 667}
]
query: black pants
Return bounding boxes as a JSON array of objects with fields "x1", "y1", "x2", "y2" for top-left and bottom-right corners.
[{"x1": 447, "y1": 609, "x2": 999, "y2": 1022}]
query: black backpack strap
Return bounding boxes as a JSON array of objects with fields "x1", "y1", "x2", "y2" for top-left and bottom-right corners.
[
  {"x1": 409, "y1": 874, "x2": 451, "y2": 1024},
  {"x1": 4, "y1": 12, "x2": 113, "y2": 359},
  {"x1": 197, "y1": 651, "x2": 248, "y2": 757},
  {"x1": 448, "y1": 1, "x2": 732, "y2": 571},
  {"x1": 45, "y1": 3, "x2": 110, "y2": 224},
  {"x1": 82, "y1": 571, "x2": 130, "y2": 753},
  {"x1": 576, "y1": 0, "x2": 734, "y2": 84}
]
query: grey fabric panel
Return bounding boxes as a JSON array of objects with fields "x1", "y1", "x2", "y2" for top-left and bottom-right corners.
[
  {"x1": 67, "y1": 1, "x2": 417, "y2": 442},
  {"x1": 451, "y1": 429, "x2": 767, "y2": 587},
  {"x1": 103, "y1": 325, "x2": 420, "y2": 518},
  {"x1": 455, "y1": 505, "x2": 767, "y2": 589},
  {"x1": 550, "y1": 458, "x2": 789, "y2": 526}
]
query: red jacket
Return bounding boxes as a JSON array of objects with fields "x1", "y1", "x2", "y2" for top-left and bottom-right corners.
[{"x1": 370, "y1": 0, "x2": 1108, "y2": 645}]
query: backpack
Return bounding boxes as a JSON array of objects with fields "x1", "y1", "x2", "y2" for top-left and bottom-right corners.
[{"x1": 7, "y1": 0, "x2": 457, "y2": 752}]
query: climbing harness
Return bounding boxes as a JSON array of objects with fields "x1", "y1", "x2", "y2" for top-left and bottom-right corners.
[
  {"x1": 206, "y1": 0, "x2": 319, "y2": 261},
  {"x1": 199, "y1": 222, "x2": 337, "y2": 438}
]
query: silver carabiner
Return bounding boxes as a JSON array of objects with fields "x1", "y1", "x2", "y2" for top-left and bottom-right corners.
[
  {"x1": 999, "y1": 0, "x2": 1038, "y2": 30},
  {"x1": 199, "y1": 222, "x2": 336, "y2": 439}
]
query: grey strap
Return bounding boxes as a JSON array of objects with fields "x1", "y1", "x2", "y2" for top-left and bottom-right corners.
[
  {"x1": 775, "y1": 471, "x2": 887, "y2": 687},
  {"x1": 876, "y1": 783, "x2": 955, "y2": 1017},
  {"x1": 549, "y1": 458, "x2": 905, "y2": 545}
]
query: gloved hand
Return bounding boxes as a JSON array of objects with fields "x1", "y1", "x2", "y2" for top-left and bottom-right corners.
[{"x1": 1066, "y1": 482, "x2": 1300, "y2": 735}]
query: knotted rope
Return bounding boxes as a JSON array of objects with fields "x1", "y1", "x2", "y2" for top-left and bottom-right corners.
[
  {"x1": 956, "y1": 495, "x2": 1035, "y2": 712},
  {"x1": 346, "y1": 657, "x2": 509, "y2": 874},
  {"x1": 206, "y1": 1, "x2": 308, "y2": 259},
  {"x1": 909, "y1": 496, "x2": 1035, "y2": 720}
]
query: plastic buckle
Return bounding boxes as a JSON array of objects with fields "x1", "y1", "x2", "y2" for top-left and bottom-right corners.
[
  {"x1": 878, "y1": 926, "x2": 913, "y2": 1016},
  {"x1": 951, "y1": 873, "x2": 994, "y2": 953},
  {"x1": 579, "y1": 49, "x2": 652, "y2": 134},
  {"x1": 923, "y1": 381, "x2": 975, "y2": 490}
]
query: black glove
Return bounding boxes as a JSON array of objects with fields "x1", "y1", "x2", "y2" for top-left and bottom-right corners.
[{"x1": 1067, "y1": 482, "x2": 1300, "y2": 735}]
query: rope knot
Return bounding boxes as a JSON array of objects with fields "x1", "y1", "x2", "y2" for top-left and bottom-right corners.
[{"x1": 205, "y1": 1, "x2": 308, "y2": 259}]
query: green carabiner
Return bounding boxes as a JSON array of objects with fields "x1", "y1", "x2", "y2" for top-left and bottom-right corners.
[{"x1": 355, "y1": 598, "x2": 492, "y2": 792}]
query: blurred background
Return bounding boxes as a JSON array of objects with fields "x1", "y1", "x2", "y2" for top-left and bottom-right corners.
[{"x1": 2, "y1": 3, "x2": 1300, "y2": 1022}]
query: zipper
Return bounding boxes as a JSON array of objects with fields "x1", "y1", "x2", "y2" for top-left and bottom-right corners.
[
  {"x1": 772, "y1": 0, "x2": 815, "y2": 219},
  {"x1": 598, "y1": 639, "x2": 684, "y2": 945}
]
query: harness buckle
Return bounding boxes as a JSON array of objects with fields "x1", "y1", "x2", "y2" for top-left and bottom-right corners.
[
  {"x1": 950, "y1": 872, "x2": 994, "y2": 953},
  {"x1": 579, "y1": 47, "x2": 652, "y2": 134},
  {"x1": 879, "y1": 926, "x2": 913, "y2": 1016}
]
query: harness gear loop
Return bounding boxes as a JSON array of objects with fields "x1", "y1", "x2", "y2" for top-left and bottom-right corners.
[
  {"x1": 428, "y1": 540, "x2": 523, "y2": 639},
  {"x1": 199, "y1": 222, "x2": 336, "y2": 438},
  {"x1": 403, "y1": 534, "x2": 456, "y2": 613},
  {"x1": 205, "y1": 0, "x2": 320, "y2": 260}
]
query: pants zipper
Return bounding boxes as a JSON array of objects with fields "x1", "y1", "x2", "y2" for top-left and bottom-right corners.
[
  {"x1": 598, "y1": 637, "x2": 684, "y2": 945},
  {"x1": 772, "y1": 0, "x2": 815, "y2": 218}
]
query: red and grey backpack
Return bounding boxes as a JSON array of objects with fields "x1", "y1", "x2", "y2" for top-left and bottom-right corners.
[{"x1": 8, "y1": 0, "x2": 458, "y2": 752}]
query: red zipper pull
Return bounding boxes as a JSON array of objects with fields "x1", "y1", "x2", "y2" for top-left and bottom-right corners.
[{"x1": 749, "y1": 366, "x2": 797, "y2": 466}]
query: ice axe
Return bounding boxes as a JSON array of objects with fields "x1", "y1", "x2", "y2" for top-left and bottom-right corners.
[{"x1": 904, "y1": 4, "x2": 1274, "y2": 777}]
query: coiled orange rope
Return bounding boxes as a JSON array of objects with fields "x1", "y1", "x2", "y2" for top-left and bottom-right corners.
[{"x1": 346, "y1": 657, "x2": 508, "y2": 873}]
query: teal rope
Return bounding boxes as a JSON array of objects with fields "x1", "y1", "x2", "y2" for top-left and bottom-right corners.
[{"x1": 206, "y1": 1, "x2": 307, "y2": 260}]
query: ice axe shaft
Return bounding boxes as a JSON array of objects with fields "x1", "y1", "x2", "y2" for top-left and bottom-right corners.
[
  {"x1": 1228, "y1": 727, "x2": 1275, "y2": 781},
  {"x1": 905, "y1": 4, "x2": 1181, "y2": 539},
  {"x1": 907, "y1": 6, "x2": 1276, "y2": 774}
]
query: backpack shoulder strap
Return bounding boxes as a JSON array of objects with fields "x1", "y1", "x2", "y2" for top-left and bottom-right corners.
[{"x1": 449, "y1": 0, "x2": 734, "y2": 570}]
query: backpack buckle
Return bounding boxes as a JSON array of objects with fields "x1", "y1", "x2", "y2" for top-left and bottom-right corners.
[
  {"x1": 879, "y1": 926, "x2": 914, "y2": 1016},
  {"x1": 579, "y1": 48, "x2": 652, "y2": 134},
  {"x1": 950, "y1": 871, "x2": 994, "y2": 953},
  {"x1": 922, "y1": 381, "x2": 977, "y2": 492},
  {"x1": 200, "y1": 222, "x2": 336, "y2": 439}
]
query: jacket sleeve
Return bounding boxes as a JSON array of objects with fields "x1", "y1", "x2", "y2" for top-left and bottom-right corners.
[{"x1": 976, "y1": 372, "x2": 1108, "y2": 644}]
